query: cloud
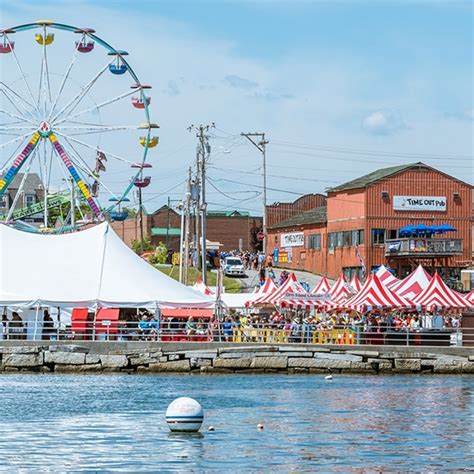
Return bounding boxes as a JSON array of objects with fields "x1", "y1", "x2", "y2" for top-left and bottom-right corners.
[
  {"x1": 222, "y1": 74, "x2": 259, "y2": 90},
  {"x1": 445, "y1": 107, "x2": 474, "y2": 121},
  {"x1": 165, "y1": 80, "x2": 181, "y2": 96},
  {"x1": 248, "y1": 91, "x2": 295, "y2": 102},
  {"x1": 362, "y1": 109, "x2": 408, "y2": 136}
]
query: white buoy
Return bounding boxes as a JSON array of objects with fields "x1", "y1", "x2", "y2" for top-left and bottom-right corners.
[
  {"x1": 325, "y1": 375, "x2": 333, "y2": 380},
  {"x1": 257, "y1": 423, "x2": 264, "y2": 430},
  {"x1": 208, "y1": 426, "x2": 215, "y2": 432},
  {"x1": 166, "y1": 397, "x2": 204, "y2": 433}
]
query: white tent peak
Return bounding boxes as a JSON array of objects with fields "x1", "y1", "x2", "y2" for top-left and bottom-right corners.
[{"x1": 0, "y1": 222, "x2": 213, "y2": 308}]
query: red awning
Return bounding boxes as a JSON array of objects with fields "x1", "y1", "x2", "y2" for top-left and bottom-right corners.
[
  {"x1": 95, "y1": 308, "x2": 120, "y2": 334},
  {"x1": 71, "y1": 308, "x2": 90, "y2": 334},
  {"x1": 161, "y1": 308, "x2": 214, "y2": 319}
]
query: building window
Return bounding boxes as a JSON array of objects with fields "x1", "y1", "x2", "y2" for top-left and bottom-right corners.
[
  {"x1": 328, "y1": 232, "x2": 335, "y2": 250},
  {"x1": 358, "y1": 229, "x2": 365, "y2": 245},
  {"x1": 274, "y1": 235, "x2": 278, "y2": 244},
  {"x1": 336, "y1": 232, "x2": 343, "y2": 247},
  {"x1": 372, "y1": 228, "x2": 385, "y2": 245},
  {"x1": 388, "y1": 229, "x2": 397, "y2": 240},
  {"x1": 351, "y1": 230, "x2": 359, "y2": 246},
  {"x1": 307, "y1": 233, "x2": 321, "y2": 250},
  {"x1": 343, "y1": 231, "x2": 352, "y2": 247},
  {"x1": 25, "y1": 194, "x2": 36, "y2": 207},
  {"x1": 0, "y1": 195, "x2": 7, "y2": 209}
]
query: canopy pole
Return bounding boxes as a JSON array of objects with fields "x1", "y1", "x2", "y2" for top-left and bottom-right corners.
[{"x1": 33, "y1": 303, "x2": 40, "y2": 341}]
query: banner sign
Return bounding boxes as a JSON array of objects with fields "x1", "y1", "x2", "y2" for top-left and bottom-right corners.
[
  {"x1": 393, "y1": 196, "x2": 447, "y2": 212},
  {"x1": 280, "y1": 232, "x2": 304, "y2": 247}
]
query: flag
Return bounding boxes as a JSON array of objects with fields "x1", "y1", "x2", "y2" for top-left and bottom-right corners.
[{"x1": 355, "y1": 245, "x2": 366, "y2": 279}]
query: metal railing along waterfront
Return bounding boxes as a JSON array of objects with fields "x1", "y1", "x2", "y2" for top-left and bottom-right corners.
[{"x1": 1, "y1": 320, "x2": 470, "y2": 347}]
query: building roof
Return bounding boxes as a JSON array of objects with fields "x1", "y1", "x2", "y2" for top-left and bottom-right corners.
[
  {"x1": 207, "y1": 210, "x2": 252, "y2": 217},
  {"x1": 327, "y1": 163, "x2": 420, "y2": 193},
  {"x1": 269, "y1": 206, "x2": 327, "y2": 229},
  {"x1": 328, "y1": 162, "x2": 473, "y2": 193},
  {"x1": 151, "y1": 227, "x2": 181, "y2": 237},
  {"x1": 7, "y1": 173, "x2": 43, "y2": 194}
]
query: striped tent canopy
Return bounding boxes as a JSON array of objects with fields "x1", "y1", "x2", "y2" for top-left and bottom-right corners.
[
  {"x1": 412, "y1": 272, "x2": 469, "y2": 310},
  {"x1": 279, "y1": 295, "x2": 327, "y2": 310},
  {"x1": 255, "y1": 277, "x2": 278, "y2": 294},
  {"x1": 192, "y1": 276, "x2": 214, "y2": 296},
  {"x1": 250, "y1": 272, "x2": 308, "y2": 306},
  {"x1": 350, "y1": 275, "x2": 362, "y2": 293},
  {"x1": 466, "y1": 290, "x2": 474, "y2": 305},
  {"x1": 328, "y1": 274, "x2": 355, "y2": 302},
  {"x1": 311, "y1": 277, "x2": 331, "y2": 295},
  {"x1": 392, "y1": 265, "x2": 432, "y2": 299},
  {"x1": 375, "y1": 265, "x2": 400, "y2": 289},
  {"x1": 332, "y1": 273, "x2": 415, "y2": 313}
]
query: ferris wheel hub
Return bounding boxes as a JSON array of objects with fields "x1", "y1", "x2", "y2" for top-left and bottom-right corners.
[{"x1": 38, "y1": 120, "x2": 52, "y2": 137}]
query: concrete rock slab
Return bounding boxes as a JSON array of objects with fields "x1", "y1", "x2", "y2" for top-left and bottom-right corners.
[
  {"x1": 394, "y1": 358, "x2": 421, "y2": 372},
  {"x1": 44, "y1": 351, "x2": 86, "y2": 365},
  {"x1": 251, "y1": 356, "x2": 288, "y2": 369},
  {"x1": 148, "y1": 359, "x2": 190, "y2": 372},
  {"x1": 100, "y1": 355, "x2": 128, "y2": 368},
  {"x1": 214, "y1": 358, "x2": 252, "y2": 369},
  {"x1": 3, "y1": 353, "x2": 42, "y2": 367}
]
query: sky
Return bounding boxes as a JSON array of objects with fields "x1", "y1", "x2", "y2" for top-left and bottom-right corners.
[{"x1": 1, "y1": 0, "x2": 472, "y2": 216}]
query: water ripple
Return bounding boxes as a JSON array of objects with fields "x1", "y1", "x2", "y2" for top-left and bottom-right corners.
[{"x1": 0, "y1": 374, "x2": 473, "y2": 472}]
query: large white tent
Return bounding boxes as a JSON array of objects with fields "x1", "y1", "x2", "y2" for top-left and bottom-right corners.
[{"x1": 0, "y1": 222, "x2": 213, "y2": 308}]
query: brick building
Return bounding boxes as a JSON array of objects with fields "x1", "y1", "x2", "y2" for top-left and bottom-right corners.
[
  {"x1": 267, "y1": 162, "x2": 473, "y2": 280},
  {"x1": 111, "y1": 206, "x2": 263, "y2": 252}
]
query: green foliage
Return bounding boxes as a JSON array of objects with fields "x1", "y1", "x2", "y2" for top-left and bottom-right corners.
[
  {"x1": 131, "y1": 236, "x2": 154, "y2": 254},
  {"x1": 149, "y1": 242, "x2": 168, "y2": 264}
]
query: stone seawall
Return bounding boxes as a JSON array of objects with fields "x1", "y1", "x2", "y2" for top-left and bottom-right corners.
[{"x1": 1, "y1": 343, "x2": 474, "y2": 374}]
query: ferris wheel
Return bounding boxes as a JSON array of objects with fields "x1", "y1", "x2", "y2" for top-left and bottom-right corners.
[{"x1": 0, "y1": 20, "x2": 157, "y2": 230}]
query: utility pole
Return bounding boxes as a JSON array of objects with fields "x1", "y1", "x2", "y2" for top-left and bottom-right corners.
[
  {"x1": 178, "y1": 197, "x2": 185, "y2": 283},
  {"x1": 189, "y1": 123, "x2": 214, "y2": 285},
  {"x1": 183, "y1": 167, "x2": 192, "y2": 285},
  {"x1": 166, "y1": 196, "x2": 171, "y2": 248},
  {"x1": 241, "y1": 132, "x2": 268, "y2": 254}
]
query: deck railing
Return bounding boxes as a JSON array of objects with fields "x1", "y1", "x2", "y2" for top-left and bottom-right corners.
[{"x1": 384, "y1": 238, "x2": 463, "y2": 257}]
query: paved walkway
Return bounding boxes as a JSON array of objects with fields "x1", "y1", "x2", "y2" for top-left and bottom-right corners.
[{"x1": 236, "y1": 268, "x2": 335, "y2": 293}]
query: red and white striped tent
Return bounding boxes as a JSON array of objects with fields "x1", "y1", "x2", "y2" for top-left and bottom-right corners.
[
  {"x1": 250, "y1": 272, "x2": 308, "y2": 306},
  {"x1": 412, "y1": 272, "x2": 469, "y2": 310},
  {"x1": 255, "y1": 277, "x2": 278, "y2": 294},
  {"x1": 392, "y1": 265, "x2": 432, "y2": 299},
  {"x1": 375, "y1": 265, "x2": 400, "y2": 289},
  {"x1": 333, "y1": 273, "x2": 415, "y2": 312},
  {"x1": 350, "y1": 275, "x2": 362, "y2": 293},
  {"x1": 279, "y1": 295, "x2": 327, "y2": 310},
  {"x1": 466, "y1": 290, "x2": 474, "y2": 306},
  {"x1": 192, "y1": 276, "x2": 214, "y2": 296},
  {"x1": 328, "y1": 274, "x2": 354, "y2": 302},
  {"x1": 311, "y1": 277, "x2": 331, "y2": 295}
]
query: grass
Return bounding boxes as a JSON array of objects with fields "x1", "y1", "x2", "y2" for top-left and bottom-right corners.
[{"x1": 155, "y1": 265, "x2": 242, "y2": 293}]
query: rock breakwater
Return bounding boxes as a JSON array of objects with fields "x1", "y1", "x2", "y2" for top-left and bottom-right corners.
[{"x1": 1, "y1": 343, "x2": 473, "y2": 374}]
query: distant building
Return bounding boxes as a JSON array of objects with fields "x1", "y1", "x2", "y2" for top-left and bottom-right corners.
[
  {"x1": 0, "y1": 173, "x2": 44, "y2": 223},
  {"x1": 111, "y1": 206, "x2": 263, "y2": 252},
  {"x1": 266, "y1": 162, "x2": 473, "y2": 279}
]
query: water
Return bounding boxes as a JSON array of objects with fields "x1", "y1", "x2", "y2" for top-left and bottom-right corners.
[{"x1": 0, "y1": 374, "x2": 473, "y2": 472}]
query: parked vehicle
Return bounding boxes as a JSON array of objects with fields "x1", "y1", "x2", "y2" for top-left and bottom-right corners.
[{"x1": 223, "y1": 257, "x2": 246, "y2": 277}]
